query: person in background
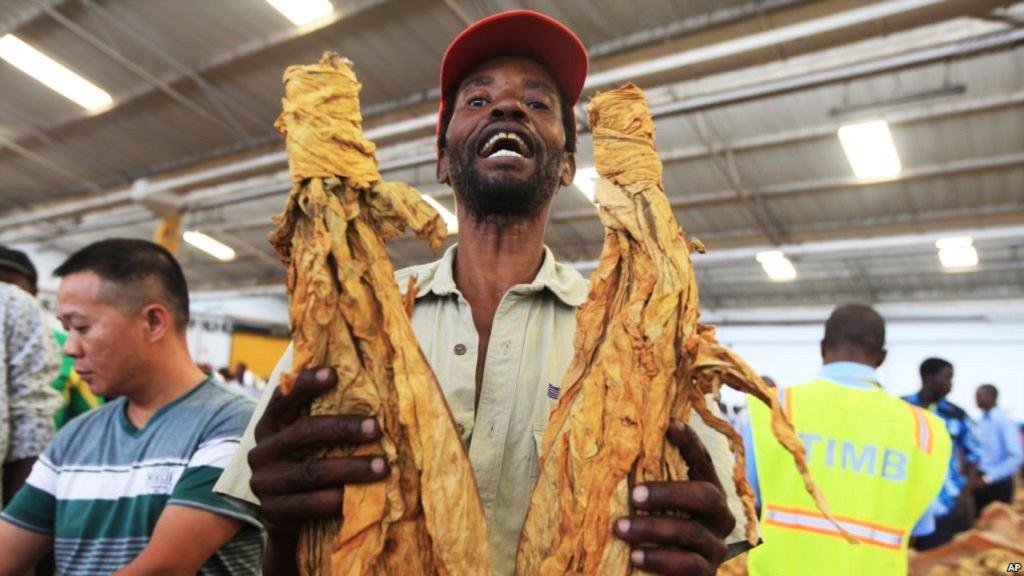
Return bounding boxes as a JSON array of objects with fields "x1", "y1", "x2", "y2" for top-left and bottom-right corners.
[
  {"x1": 0, "y1": 245, "x2": 104, "y2": 427},
  {"x1": 215, "y1": 11, "x2": 749, "y2": 576},
  {"x1": 903, "y1": 357, "x2": 982, "y2": 550},
  {"x1": 973, "y1": 383, "x2": 1023, "y2": 513},
  {"x1": 744, "y1": 304, "x2": 950, "y2": 576},
  {"x1": 229, "y1": 362, "x2": 262, "y2": 398},
  {"x1": 0, "y1": 284, "x2": 62, "y2": 508},
  {"x1": 0, "y1": 239, "x2": 263, "y2": 575},
  {"x1": 234, "y1": 361, "x2": 266, "y2": 390}
]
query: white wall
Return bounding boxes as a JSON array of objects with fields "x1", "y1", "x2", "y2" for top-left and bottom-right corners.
[
  {"x1": 186, "y1": 316, "x2": 234, "y2": 370},
  {"x1": 713, "y1": 303, "x2": 1024, "y2": 423}
]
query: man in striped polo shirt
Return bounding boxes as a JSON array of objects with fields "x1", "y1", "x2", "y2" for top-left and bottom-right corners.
[{"x1": 0, "y1": 239, "x2": 263, "y2": 575}]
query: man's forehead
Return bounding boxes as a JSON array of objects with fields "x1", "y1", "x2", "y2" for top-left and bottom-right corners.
[{"x1": 456, "y1": 56, "x2": 559, "y2": 95}]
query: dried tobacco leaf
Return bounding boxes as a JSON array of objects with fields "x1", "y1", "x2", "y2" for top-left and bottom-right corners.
[
  {"x1": 517, "y1": 83, "x2": 846, "y2": 575},
  {"x1": 270, "y1": 52, "x2": 490, "y2": 576}
]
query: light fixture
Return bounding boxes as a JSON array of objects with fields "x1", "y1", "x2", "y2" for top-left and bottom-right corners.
[
  {"x1": 756, "y1": 250, "x2": 797, "y2": 282},
  {"x1": 184, "y1": 231, "x2": 236, "y2": 262},
  {"x1": 420, "y1": 194, "x2": 458, "y2": 235},
  {"x1": 0, "y1": 34, "x2": 112, "y2": 111},
  {"x1": 265, "y1": 0, "x2": 334, "y2": 26},
  {"x1": 573, "y1": 167, "x2": 599, "y2": 203},
  {"x1": 935, "y1": 236, "x2": 978, "y2": 270},
  {"x1": 837, "y1": 120, "x2": 902, "y2": 181}
]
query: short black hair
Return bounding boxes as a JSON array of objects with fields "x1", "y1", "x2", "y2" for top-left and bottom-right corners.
[
  {"x1": 919, "y1": 357, "x2": 952, "y2": 379},
  {"x1": 822, "y1": 304, "x2": 885, "y2": 356},
  {"x1": 0, "y1": 245, "x2": 38, "y2": 287},
  {"x1": 54, "y1": 239, "x2": 190, "y2": 331},
  {"x1": 437, "y1": 86, "x2": 577, "y2": 154},
  {"x1": 977, "y1": 383, "x2": 998, "y2": 398}
]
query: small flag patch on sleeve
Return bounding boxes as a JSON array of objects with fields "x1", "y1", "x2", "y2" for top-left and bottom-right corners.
[{"x1": 547, "y1": 383, "x2": 560, "y2": 400}]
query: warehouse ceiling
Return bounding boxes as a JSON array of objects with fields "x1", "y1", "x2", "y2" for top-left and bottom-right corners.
[{"x1": 1, "y1": 0, "x2": 1023, "y2": 311}]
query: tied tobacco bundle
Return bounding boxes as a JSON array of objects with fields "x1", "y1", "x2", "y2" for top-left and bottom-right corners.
[
  {"x1": 270, "y1": 53, "x2": 490, "y2": 576},
  {"x1": 517, "y1": 84, "x2": 847, "y2": 575}
]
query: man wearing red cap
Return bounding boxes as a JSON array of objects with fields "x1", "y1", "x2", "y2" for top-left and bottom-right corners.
[{"x1": 215, "y1": 11, "x2": 751, "y2": 575}]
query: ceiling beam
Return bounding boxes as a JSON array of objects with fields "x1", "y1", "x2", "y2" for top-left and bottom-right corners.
[{"x1": 552, "y1": 152, "x2": 1024, "y2": 224}]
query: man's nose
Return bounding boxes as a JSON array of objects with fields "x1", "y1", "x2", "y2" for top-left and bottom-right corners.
[
  {"x1": 490, "y1": 97, "x2": 527, "y2": 121},
  {"x1": 63, "y1": 335, "x2": 82, "y2": 358}
]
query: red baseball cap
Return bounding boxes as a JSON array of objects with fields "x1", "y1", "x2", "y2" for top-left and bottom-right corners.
[{"x1": 437, "y1": 10, "x2": 589, "y2": 145}]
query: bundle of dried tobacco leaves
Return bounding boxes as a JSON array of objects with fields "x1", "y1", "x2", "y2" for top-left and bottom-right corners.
[
  {"x1": 517, "y1": 84, "x2": 845, "y2": 575},
  {"x1": 270, "y1": 52, "x2": 490, "y2": 576}
]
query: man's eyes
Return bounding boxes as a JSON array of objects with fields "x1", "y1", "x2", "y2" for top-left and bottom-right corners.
[{"x1": 464, "y1": 96, "x2": 552, "y2": 110}]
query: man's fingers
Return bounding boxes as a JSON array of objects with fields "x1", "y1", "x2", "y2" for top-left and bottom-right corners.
[
  {"x1": 666, "y1": 419, "x2": 722, "y2": 490},
  {"x1": 255, "y1": 368, "x2": 337, "y2": 439},
  {"x1": 259, "y1": 487, "x2": 345, "y2": 523},
  {"x1": 627, "y1": 547, "x2": 714, "y2": 576},
  {"x1": 631, "y1": 481, "x2": 736, "y2": 537},
  {"x1": 249, "y1": 415, "x2": 381, "y2": 464},
  {"x1": 250, "y1": 456, "x2": 389, "y2": 496},
  {"x1": 613, "y1": 516, "x2": 727, "y2": 563}
]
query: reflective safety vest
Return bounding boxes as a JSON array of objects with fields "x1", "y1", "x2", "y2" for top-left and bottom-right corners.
[{"x1": 747, "y1": 378, "x2": 951, "y2": 576}]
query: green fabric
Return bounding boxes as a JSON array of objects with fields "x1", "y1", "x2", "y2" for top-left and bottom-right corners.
[{"x1": 49, "y1": 329, "x2": 103, "y2": 429}]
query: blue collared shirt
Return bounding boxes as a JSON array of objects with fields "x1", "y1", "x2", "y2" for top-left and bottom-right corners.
[
  {"x1": 741, "y1": 362, "x2": 935, "y2": 536},
  {"x1": 977, "y1": 408, "x2": 1023, "y2": 484}
]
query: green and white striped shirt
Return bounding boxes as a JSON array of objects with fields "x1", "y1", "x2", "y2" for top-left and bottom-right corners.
[{"x1": 1, "y1": 378, "x2": 263, "y2": 575}]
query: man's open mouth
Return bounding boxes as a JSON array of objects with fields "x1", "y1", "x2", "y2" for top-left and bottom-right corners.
[{"x1": 477, "y1": 130, "x2": 534, "y2": 159}]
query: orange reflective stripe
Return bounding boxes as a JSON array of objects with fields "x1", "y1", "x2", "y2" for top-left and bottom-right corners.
[
  {"x1": 764, "y1": 504, "x2": 904, "y2": 550},
  {"x1": 906, "y1": 404, "x2": 932, "y2": 455}
]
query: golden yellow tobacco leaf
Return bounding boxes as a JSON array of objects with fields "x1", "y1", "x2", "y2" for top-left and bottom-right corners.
[
  {"x1": 517, "y1": 83, "x2": 847, "y2": 575},
  {"x1": 270, "y1": 52, "x2": 490, "y2": 576}
]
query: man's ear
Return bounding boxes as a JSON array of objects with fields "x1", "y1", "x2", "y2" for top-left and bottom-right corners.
[
  {"x1": 875, "y1": 349, "x2": 888, "y2": 368},
  {"x1": 437, "y1": 146, "x2": 450, "y2": 185},
  {"x1": 560, "y1": 153, "x2": 576, "y2": 188},
  {"x1": 140, "y1": 303, "x2": 172, "y2": 343}
]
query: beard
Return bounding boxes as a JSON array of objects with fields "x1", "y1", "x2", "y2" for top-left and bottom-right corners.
[{"x1": 447, "y1": 143, "x2": 564, "y2": 223}]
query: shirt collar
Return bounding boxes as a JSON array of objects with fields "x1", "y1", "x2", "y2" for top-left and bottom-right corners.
[
  {"x1": 411, "y1": 243, "x2": 588, "y2": 307},
  {"x1": 818, "y1": 361, "x2": 882, "y2": 390}
]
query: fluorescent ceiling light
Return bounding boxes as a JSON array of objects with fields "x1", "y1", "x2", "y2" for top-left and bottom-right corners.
[
  {"x1": 573, "y1": 167, "x2": 599, "y2": 203},
  {"x1": 935, "y1": 236, "x2": 978, "y2": 270},
  {"x1": 266, "y1": 0, "x2": 334, "y2": 26},
  {"x1": 837, "y1": 120, "x2": 902, "y2": 181},
  {"x1": 184, "y1": 231, "x2": 236, "y2": 262},
  {"x1": 0, "y1": 34, "x2": 112, "y2": 111},
  {"x1": 420, "y1": 194, "x2": 458, "y2": 235},
  {"x1": 756, "y1": 250, "x2": 797, "y2": 282}
]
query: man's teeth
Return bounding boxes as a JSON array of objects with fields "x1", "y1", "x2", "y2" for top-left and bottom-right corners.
[
  {"x1": 488, "y1": 149, "x2": 523, "y2": 158},
  {"x1": 481, "y1": 131, "x2": 527, "y2": 156}
]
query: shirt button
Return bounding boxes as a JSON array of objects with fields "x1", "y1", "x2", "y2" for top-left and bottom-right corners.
[{"x1": 454, "y1": 343, "x2": 467, "y2": 355}]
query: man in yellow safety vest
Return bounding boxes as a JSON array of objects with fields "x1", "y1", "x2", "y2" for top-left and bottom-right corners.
[{"x1": 744, "y1": 304, "x2": 951, "y2": 576}]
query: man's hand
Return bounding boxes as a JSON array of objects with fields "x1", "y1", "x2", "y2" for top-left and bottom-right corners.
[
  {"x1": 248, "y1": 367, "x2": 389, "y2": 571},
  {"x1": 612, "y1": 419, "x2": 736, "y2": 576}
]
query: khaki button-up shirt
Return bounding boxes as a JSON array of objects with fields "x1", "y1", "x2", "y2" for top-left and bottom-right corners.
[{"x1": 215, "y1": 244, "x2": 752, "y2": 575}]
